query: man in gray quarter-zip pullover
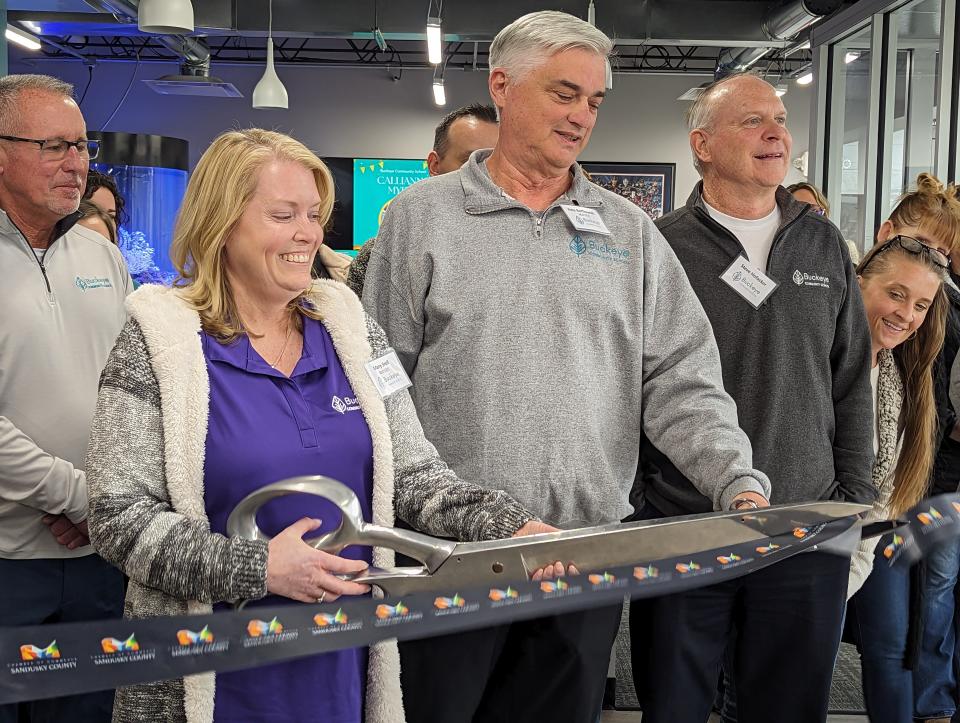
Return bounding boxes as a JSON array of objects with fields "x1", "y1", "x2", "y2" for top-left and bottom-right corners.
[
  {"x1": 632, "y1": 74, "x2": 875, "y2": 723},
  {"x1": 362, "y1": 11, "x2": 771, "y2": 723},
  {"x1": 0, "y1": 75, "x2": 129, "y2": 723}
]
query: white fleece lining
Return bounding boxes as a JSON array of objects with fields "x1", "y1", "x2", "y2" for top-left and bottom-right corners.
[
  {"x1": 126, "y1": 282, "x2": 405, "y2": 723},
  {"x1": 128, "y1": 285, "x2": 215, "y2": 723}
]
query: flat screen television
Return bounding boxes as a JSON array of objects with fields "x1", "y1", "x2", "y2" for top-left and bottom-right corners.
[{"x1": 322, "y1": 157, "x2": 430, "y2": 254}]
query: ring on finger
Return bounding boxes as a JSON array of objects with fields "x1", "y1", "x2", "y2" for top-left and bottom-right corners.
[{"x1": 317, "y1": 591, "x2": 326, "y2": 604}]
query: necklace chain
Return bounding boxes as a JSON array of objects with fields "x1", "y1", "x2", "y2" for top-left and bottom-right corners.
[{"x1": 269, "y1": 321, "x2": 294, "y2": 369}]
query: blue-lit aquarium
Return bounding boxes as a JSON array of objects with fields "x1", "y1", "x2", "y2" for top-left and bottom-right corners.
[{"x1": 89, "y1": 132, "x2": 189, "y2": 286}]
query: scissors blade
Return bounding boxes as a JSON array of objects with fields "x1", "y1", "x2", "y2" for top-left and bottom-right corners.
[{"x1": 355, "y1": 501, "x2": 869, "y2": 596}]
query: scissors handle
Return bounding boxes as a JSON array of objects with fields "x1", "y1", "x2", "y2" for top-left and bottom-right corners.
[{"x1": 226, "y1": 475, "x2": 455, "y2": 572}]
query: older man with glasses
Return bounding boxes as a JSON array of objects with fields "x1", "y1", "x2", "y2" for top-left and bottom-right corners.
[{"x1": 0, "y1": 74, "x2": 130, "y2": 723}]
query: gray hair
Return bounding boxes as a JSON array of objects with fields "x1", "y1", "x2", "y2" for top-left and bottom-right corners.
[
  {"x1": 0, "y1": 74, "x2": 75, "y2": 134},
  {"x1": 686, "y1": 72, "x2": 774, "y2": 174},
  {"x1": 489, "y1": 11, "x2": 613, "y2": 81}
]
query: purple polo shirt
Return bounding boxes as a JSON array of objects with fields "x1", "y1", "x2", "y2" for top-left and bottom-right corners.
[{"x1": 201, "y1": 316, "x2": 374, "y2": 723}]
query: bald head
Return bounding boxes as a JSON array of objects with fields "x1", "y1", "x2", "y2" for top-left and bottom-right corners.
[
  {"x1": 686, "y1": 73, "x2": 791, "y2": 207},
  {"x1": 686, "y1": 74, "x2": 777, "y2": 134}
]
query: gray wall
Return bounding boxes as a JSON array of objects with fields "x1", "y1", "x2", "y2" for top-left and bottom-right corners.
[{"x1": 11, "y1": 57, "x2": 812, "y2": 203}]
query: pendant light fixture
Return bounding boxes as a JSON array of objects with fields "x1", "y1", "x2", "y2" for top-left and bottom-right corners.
[
  {"x1": 432, "y1": 73, "x2": 446, "y2": 106},
  {"x1": 426, "y1": 0, "x2": 443, "y2": 65},
  {"x1": 252, "y1": 0, "x2": 288, "y2": 110},
  {"x1": 138, "y1": 0, "x2": 194, "y2": 35}
]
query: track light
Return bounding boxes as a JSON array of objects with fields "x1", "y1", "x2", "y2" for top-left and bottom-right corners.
[
  {"x1": 138, "y1": 0, "x2": 194, "y2": 35},
  {"x1": 373, "y1": 27, "x2": 387, "y2": 53},
  {"x1": 426, "y1": 17, "x2": 442, "y2": 65},
  {"x1": 253, "y1": 0, "x2": 288, "y2": 109},
  {"x1": 433, "y1": 77, "x2": 446, "y2": 106},
  {"x1": 796, "y1": 72, "x2": 814, "y2": 85},
  {"x1": 844, "y1": 51, "x2": 860, "y2": 64},
  {"x1": 775, "y1": 84, "x2": 788, "y2": 97},
  {"x1": 5, "y1": 26, "x2": 41, "y2": 51}
]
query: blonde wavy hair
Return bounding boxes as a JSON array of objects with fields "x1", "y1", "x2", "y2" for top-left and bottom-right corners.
[
  {"x1": 786, "y1": 182, "x2": 830, "y2": 217},
  {"x1": 888, "y1": 172, "x2": 960, "y2": 255},
  {"x1": 170, "y1": 128, "x2": 335, "y2": 340}
]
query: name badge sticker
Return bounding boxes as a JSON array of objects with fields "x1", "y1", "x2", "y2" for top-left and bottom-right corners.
[
  {"x1": 719, "y1": 256, "x2": 779, "y2": 309},
  {"x1": 365, "y1": 348, "x2": 412, "y2": 399},
  {"x1": 560, "y1": 204, "x2": 611, "y2": 236}
]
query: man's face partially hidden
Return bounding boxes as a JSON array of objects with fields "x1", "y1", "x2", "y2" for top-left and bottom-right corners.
[{"x1": 428, "y1": 116, "x2": 500, "y2": 176}]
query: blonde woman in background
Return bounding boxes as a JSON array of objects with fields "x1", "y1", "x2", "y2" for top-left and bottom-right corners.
[
  {"x1": 846, "y1": 173, "x2": 959, "y2": 723},
  {"x1": 787, "y1": 181, "x2": 862, "y2": 263},
  {"x1": 904, "y1": 176, "x2": 960, "y2": 723}
]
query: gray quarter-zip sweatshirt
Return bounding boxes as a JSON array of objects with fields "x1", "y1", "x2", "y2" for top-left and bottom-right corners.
[
  {"x1": 362, "y1": 150, "x2": 769, "y2": 527},
  {"x1": 0, "y1": 209, "x2": 130, "y2": 558},
  {"x1": 640, "y1": 183, "x2": 876, "y2": 516}
]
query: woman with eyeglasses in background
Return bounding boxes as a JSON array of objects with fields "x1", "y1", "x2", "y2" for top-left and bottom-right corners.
[{"x1": 845, "y1": 173, "x2": 958, "y2": 723}]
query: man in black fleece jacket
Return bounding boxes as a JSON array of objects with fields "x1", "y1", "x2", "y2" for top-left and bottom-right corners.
[{"x1": 631, "y1": 73, "x2": 875, "y2": 723}]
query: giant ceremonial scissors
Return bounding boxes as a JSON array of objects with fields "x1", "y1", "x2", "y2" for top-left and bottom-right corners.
[{"x1": 227, "y1": 475, "x2": 872, "y2": 598}]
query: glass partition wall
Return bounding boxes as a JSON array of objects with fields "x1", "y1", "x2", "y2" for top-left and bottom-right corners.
[
  {"x1": 810, "y1": 0, "x2": 956, "y2": 255},
  {"x1": 884, "y1": 0, "x2": 945, "y2": 216},
  {"x1": 828, "y1": 25, "x2": 875, "y2": 247}
]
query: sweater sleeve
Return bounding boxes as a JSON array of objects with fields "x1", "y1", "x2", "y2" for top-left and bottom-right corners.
[
  {"x1": 86, "y1": 319, "x2": 268, "y2": 604},
  {"x1": 829, "y1": 240, "x2": 878, "y2": 505},
  {"x1": 638, "y1": 216, "x2": 771, "y2": 511},
  {"x1": 364, "y1": 315, "x2": 535, "y2": 541},
  {"x1": 346, "y1": 238, "x2": 375, "y2": 298},
  {"x1": 0, "y1": 416, "x2": 88, "y2": 522}
]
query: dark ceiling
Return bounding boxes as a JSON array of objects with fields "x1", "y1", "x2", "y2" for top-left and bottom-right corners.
[{"x1": 6, "y1": 0, "x2": 850, "y2": 76}]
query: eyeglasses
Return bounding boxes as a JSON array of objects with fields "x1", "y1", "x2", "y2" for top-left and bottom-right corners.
[
  {"x1": 0, "y1": 135, "x2": 100, "y2": 161},
  {"x1": 811, "y1": 206, "x2": 827, "y2": 217},
  {"x1": 864, "y1": 234, "x2": 950, "y2": 271}
]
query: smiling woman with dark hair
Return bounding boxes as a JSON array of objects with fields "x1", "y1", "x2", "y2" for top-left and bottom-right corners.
[{"x1": 83, "y1": 169, "x2": 125, "y2": 226}]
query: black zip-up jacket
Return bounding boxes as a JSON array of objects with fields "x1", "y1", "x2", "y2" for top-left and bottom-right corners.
[
  {"x1": 931, "y1": 280, "x2": 960, "y2": 495},
  {"x1": 636, "y1": 183, "x2": 877, "y2": 515}
]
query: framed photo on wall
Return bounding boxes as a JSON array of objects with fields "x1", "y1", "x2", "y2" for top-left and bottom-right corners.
[{"x1": 580, "y1": 162, "x2": 676, "y2": 220}]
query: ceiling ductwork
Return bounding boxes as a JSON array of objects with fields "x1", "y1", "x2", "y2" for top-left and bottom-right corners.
[
  {"x1": 715, "y1": 0, "x2": 844, "y2": 79},
  {"x1": 86, "y1": 0, "x2": 240, "y2": 96},
  {"x1": 13, "y1": 1, "x2": 841, "y2": 80}
]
